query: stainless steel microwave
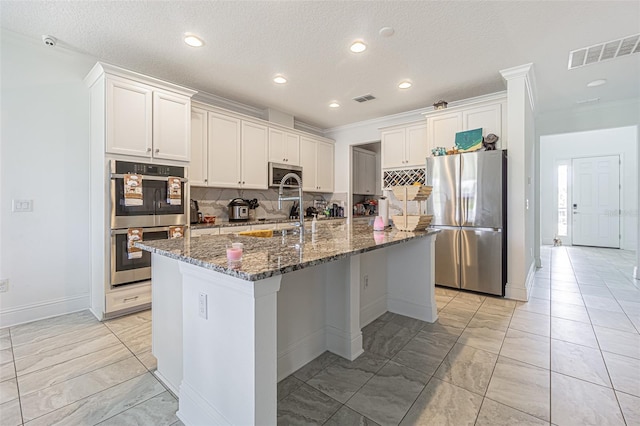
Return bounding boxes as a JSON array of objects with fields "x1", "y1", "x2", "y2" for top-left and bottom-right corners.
[{"x1": 269, "y1": 162, "x2": 303, "y2": 188}]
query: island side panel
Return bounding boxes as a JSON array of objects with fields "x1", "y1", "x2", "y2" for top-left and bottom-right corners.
[
  {"x1": 177, "y1": 263, "x2": 281, "y2": 426},
  {"x1": 386, "y1": 234, "x2": 438, "y2": 322},
  {"x1": 151, "y1": 254, "x2": 184, "y2": 396},
  {"x1": 325, "y1": 255, "x2": 364, "y2": 361},
  {"x1": 277, "y1": 265, "x2": 327, "y2": 381}
]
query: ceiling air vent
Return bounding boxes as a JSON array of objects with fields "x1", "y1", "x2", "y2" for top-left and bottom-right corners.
[
  {"x1": 353, "y1": 94, "x2": 376, "y2": 103},
  {"x1": 568, "y1": 33, "x2": 640, "y2": 69}
]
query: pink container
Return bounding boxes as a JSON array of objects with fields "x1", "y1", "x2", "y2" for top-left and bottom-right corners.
[
  {"x1": 373, "y1": 216, "x2": 385, "y2": 231},
  {"x1": 226, "y1": 247, "x2": 243, "y2": 262}
]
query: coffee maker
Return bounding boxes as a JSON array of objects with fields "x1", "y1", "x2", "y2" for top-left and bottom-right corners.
[{"x1": 190, "y1": 199, "x2": 201, "y2": 224}]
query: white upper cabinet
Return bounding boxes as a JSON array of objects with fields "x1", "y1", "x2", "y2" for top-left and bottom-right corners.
[
  {"x1": 195, "y1": 110, "x2": 268, "y2": 190},
  {"x1": 405, "y1": 124, "x2": 429, "y2": 167},
  {"x1": 152, "y1": 90, "x2": 191, "y2": 161},
  {"x1": 300, "y1": 136, "x2": 334, "y2": 193},
  {"x1": 241, "y1": 121, "x2": 268, "y2": 189},
  {"x1": 353, "y1": 148, "x2": 376, "y2": 195},
  {"x1": 316, "y1": 140, "x2": 334, "y2": 192},
  {"x1": 426, "y1": 97, "x2": 506, "y2": 152},
  {"x1": 462, "y1": 103, "x2": 502, "y2": 139},
  {"x1": 381, "y1": 123, "x2": 427, "y2": 168},
  {"x1": 207, "y1": 112, "x2": 241, "y2": 188},
  {"x1": 106, "y1": 77, "x2": 153, "y2": 157},
  {"x1": 427, "y1": 112, "x2": 463, "y2": 152},
  {"x1": 104, "y1": 74, "x2": 192, "y2": 162},
  {"x1": 189, "y1": 107, "x2": 208, "y2": 186},
  {"x1": 268, "y1": 128, "x2": 300, "y2": 165}
]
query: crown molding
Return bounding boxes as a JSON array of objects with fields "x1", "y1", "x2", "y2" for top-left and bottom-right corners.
[
  {"x1": 500, "y1": 63, "x2": 537, "y2": 112},
  {"x1": 324, "y1": 91, "x2": 508, "y2": 134},
  {"x1": 193, "y1": 91, "x2": 267, "y2": 119}
]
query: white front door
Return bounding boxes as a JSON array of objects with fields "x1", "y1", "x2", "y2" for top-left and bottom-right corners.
[{"x1": 572, "y1": 155, "x2": 620, "y2": 248}]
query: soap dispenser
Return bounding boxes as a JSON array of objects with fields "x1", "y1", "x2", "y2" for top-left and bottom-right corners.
[{"x1": 311, "y1": 214, "x2": 318, "y2": 234}]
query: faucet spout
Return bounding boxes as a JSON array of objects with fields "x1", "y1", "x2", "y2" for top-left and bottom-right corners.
[{"x1": 277, "y1": 173, "x2": 305, "y2": 242}]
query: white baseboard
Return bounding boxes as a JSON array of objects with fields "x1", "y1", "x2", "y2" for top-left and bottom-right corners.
[
  {"x1": 0, "y1": 293, "x2": 90, "y2": 327},
  {"x1": 277, "y1": 328, "x2": 326, "y2": 381},
  {"x1": 388, "y1": 297, "x2": 437, "y2": 322},
  {"x1": 177, "y1": 381, "x2": 231, "y2": 426},
  {"x1": 360, "y1": 294, "x2": 387, "y2": 327},
  {"x1": 154, "y1": 370, "x2": 180, "y2": 398},
  {"x1": 505, "y1": 262, "x2": 536, "y2": 301}
]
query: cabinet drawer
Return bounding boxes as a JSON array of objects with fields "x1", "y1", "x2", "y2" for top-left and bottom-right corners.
[
  {"x1": 106, "y1": 284, "x2": 151, "y2": 314},
  {"x1": 191, "y1": 227, "x2": 219, "y2": 237}
]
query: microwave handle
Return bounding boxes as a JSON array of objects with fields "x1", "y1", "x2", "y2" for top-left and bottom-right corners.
[
  {"x1": 110, "y1": 174, "x2": 188, "y2": 182},
  {"x1": 111, "y1": 226, "x2": 173, "y2": 235}
]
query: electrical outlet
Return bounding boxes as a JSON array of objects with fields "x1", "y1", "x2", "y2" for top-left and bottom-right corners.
[
  {"x1": 198, "y1": 292, "x2": 208, "y2": 319},
  {"x1": 0, "y1": 279, "x2": 8, "y2": 293},
  {"x1": 12, "y1": 200, "x2": 33, "y2": 212},
  {"x1": 363, "y1": 275, "x2": 369, "y2": 289}
]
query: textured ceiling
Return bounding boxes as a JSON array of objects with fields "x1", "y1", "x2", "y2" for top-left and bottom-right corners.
[{"x1": 1, "y1": 1, "x2": 639, "y2": 129}]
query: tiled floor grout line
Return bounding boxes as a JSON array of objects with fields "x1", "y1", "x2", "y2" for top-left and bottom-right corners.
[
  {"x1": 566, "y1": 250, "x2": 634, "y2": 426},
  {"x1": 7, "y1": 330, "x2": 25, "y2": 426}
]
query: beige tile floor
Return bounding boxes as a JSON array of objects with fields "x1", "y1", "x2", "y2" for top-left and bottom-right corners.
[{"x1": 1, "y1": 245, "x2": 638, "y2": 425}]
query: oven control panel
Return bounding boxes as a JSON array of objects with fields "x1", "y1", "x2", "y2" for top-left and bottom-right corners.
[{"x1": 114, "y1": 161, "x2": 185, "y2": 178}]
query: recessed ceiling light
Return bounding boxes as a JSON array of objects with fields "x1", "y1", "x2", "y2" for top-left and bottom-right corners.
[
  {"x1": 329, "y1": 102, "x2": 340, "y2": 108},
  {"x1": 586, "y1": 79, "x2": 607, "y2": 87},
  {"x1": 273, "y1": 75, "x2": 288, "y2": 84},
  {"x1": 379, "y1": 27, "x2": 395, "y2": 37},
  {"x1": 184, "y1": 34, "x2": 204, "y2": 47},
  {"x1": 350, "y1": 41, "x2": 367, "y2": 53},
  {"x1": 398, "y1": 81, "x2": 412, "y2": 89}
]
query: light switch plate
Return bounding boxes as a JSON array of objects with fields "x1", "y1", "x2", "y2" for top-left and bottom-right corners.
[{"x1": 12, "y1": 200, "x2": 33, "y2": 212}]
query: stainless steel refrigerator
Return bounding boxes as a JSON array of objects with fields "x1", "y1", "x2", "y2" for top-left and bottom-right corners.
[{"x1": 426, "y1": 150, "x2": 507, "y2": 296}]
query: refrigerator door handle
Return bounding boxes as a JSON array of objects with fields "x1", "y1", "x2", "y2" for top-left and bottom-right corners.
[{"x1": 461, "y1": 227, "x2": 502, "y2": 232}]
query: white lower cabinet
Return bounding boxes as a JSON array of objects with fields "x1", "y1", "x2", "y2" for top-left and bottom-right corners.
[{"x1": 219, "y1": 225, "x2": 251, "y2": 234}]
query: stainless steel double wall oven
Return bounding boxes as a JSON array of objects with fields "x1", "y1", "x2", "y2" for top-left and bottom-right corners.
[{"x1": 110, "y1": 161, "x2": 187, "y2": 287}]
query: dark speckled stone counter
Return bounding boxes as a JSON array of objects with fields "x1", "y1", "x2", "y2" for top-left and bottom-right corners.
[{"x1": 137, "y1": 221, "x2": 439, "y2": 281}]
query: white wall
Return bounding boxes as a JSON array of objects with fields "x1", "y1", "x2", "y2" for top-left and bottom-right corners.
[
  {"x1": 540, "y1": 126, "x2": 638, "y2": 250},
  {"x1": 0, "y1": 31, "x2": 96, "y2": 326}
]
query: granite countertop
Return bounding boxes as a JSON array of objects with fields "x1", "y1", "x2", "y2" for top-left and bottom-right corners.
[
  {"x1": 137, "y1": 221, "x2": 439, "y2": 282},
  {"x1": 191, "y1": 216, "x2": 345, "y2": 230}
]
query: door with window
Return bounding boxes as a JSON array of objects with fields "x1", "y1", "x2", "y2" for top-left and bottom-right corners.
[{"x1": 572, "y1": 155, "x2": 620, "y2": 248}]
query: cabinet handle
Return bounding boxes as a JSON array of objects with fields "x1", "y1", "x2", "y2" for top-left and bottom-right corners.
[
  {"x1": 155, "y1": 148, "x2": 160, "y2": 153},
  {"x1": 146, "y1": 148, "x2": 152, "y2": 153},
  {"x1": 238, "y1": 181, "x2": 241, "y2": 184},
  {"x1": 204, "y1": 179, "x2": 208, "y2": 183},
  {"x1": 123, "y1": 296, "x2": 139, "y2": 302}
]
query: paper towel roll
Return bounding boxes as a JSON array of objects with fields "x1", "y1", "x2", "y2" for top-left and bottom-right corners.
[{"x1": 379, "y1": 197, "x2": 389, "y2": 227}]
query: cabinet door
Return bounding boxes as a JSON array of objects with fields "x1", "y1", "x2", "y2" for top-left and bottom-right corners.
[
  {"x1": 152, "y1": 90, "x2": 191, "y2": 162},
  {"x1": 189, "y1": 108, "x2": 208, "y2": 186},
  {"x1": 362, "y1": 150, "x2": 377, "y2": 195},
  {"x1": 381, "y1": 129, "x2": 405, "y2": 168},
  {"x1": 285, "y1": 132, "x2": 300, "y2": 166},
  {"x1": 316, "y1": 141, "x2": 334, "y2": 192},
  {"x1": 299, "y1": 137, "x2": 317, "y2": 192},
  {"x1": 405, "y1": 123, "x2": 428, "y2": 167},
  {"x1": 268, "y1": 128, "x2": 286, "y2": 163},
  {"x1": 106, "y1": 77, "x2": 152, "y2": 157},
  {"x1": 241, "y1": 121, "x2": 268, "y2": 189},
  {"x1": 463, "y1": 103, "x2": 502, "y2": 147},
  {"x1": 352, "y1": 150, "x2": 362, "y2": 194},
  {"x1": 428, "y1": 112, "x2": 462, "y2": 151},
  {"x1": 208, "y1": 112, "x2": 241, "y2": 188}
]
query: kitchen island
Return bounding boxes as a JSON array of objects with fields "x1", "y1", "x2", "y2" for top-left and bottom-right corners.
[{"x1": 137, "y1": 221, "x2": 439, "y2": 426}]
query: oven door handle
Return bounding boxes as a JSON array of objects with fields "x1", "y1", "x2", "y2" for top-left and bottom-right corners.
[
  {"x1": 110, "y1": 226, "x2": 174, "y2": 235},
  {"x1": 110, "y1": 173, "x2": 188, "y2": 182}
]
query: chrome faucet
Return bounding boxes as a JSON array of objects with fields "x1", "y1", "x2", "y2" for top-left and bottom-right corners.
[{"x1": 278, "y1": 173, "x2": 304, "y2": 242}]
